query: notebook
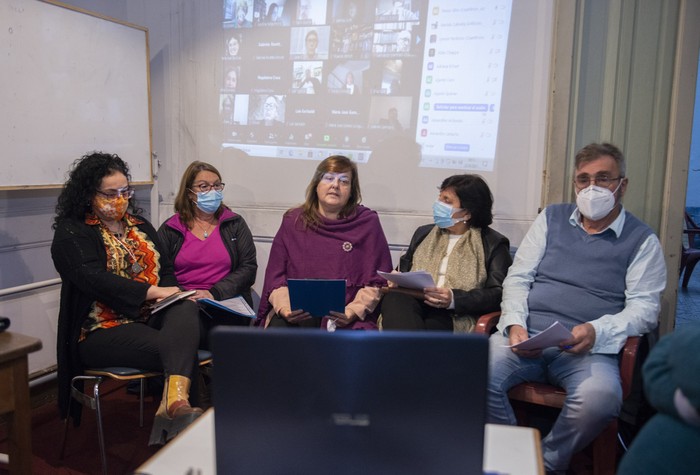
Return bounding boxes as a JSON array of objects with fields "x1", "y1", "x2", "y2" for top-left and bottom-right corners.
[
  {"x1": 149, "y1": 289, "x2": 196, "y2": 314},
  {"x1": 210, "y1": 327, "x2": 489, "y2": 475}
]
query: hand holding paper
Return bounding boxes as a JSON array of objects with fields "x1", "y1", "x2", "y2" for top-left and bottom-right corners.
[{"x1": 508, "y1": 322, "x2": 573, "y2": 351}]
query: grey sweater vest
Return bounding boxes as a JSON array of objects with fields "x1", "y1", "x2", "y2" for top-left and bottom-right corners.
[{"x1": 527, "y1": 204, "x2": 653, "y2": 333}]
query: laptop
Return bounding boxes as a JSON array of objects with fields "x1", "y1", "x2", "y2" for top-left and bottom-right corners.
[{"x1": 210, "y1": 328, "x2": 489, "y2": 475}]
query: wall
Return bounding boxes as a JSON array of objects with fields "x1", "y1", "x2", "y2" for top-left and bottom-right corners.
[
  {"x1": 0, "y1": 185, "x2": 153, "y2": 375},
  {"x1": 0, "y1": 188, "x2": 62, "y2": 375},
  {"x1": 125, "y1": 0, "x2": 551, "y2": 291},
  {"x1": 2, "y1": 0, "x2": 697, "y2": 375}
]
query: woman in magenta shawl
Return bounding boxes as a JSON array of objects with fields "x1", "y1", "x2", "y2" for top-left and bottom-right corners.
[{"x1": 256, "y1": 155, "x2": 392, "y2": 330}]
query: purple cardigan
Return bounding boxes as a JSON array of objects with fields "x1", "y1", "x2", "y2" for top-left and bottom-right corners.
[{"x1": 256, "y1": 205, "x2": 393, "y2": 328}]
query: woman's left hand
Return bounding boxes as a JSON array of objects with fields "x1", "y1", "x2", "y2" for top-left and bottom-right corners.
[
  {"x1": 328, "y1": 310, "x2": 357, "y2": 328},
  {"x1": 424, "y1": 287, "x2": 452, "y2": 309}
]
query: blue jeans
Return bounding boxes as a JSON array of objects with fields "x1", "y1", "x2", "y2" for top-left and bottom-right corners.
[{"x1": 487, "y1": 333, "x2": 622, "y2": 471}]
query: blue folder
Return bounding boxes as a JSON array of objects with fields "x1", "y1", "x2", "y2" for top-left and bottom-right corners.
[{"x1": 287, "y1": 279, "x2": 346, "y2": 318}]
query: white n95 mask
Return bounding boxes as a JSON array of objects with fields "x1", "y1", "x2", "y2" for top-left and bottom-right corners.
[{"x1": 576, "y1": 182, "x2": 621, "y2": 221}]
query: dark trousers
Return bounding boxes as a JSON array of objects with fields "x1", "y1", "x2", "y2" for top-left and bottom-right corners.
[
  {"x1": 381, "y1": 292, "x2": 453, "y2": 330},
  {"x1": 79, "y1": 299, "x2": 201, "y2": 379},
  {"x1": 197, "y1": 307, "x2": 254, "y2": 349}
]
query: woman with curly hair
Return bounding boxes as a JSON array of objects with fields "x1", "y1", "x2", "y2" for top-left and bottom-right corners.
[{"x1": 51, "y1": 151, "x2": 202, "y2": 445}]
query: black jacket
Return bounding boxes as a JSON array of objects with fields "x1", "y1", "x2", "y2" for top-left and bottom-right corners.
[
  {"x1": 398, "y1": 224, "x2": 512, "y2": 316},
  {"x1": 51, "y1": 215, "x2": 176, "y2": 421}
]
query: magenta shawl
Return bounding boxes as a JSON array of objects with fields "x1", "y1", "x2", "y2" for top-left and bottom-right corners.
[{"x1": 256, "y1": 205, "x2": 393, "y2": 328}]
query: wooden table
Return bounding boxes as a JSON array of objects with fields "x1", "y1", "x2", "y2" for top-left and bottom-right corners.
[{"x1": 0, "y1": 331, "x2": 42, "y2": 475}]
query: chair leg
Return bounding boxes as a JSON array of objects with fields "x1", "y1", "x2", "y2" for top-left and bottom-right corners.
[
  {"x1": 592, "y1": 420, "x2": 618, "y2": 475},
  {"x1": 60, "y1": 376, "x2": 108, "y2": 475},
  {"x1": 139, "y1": 378, "x2": 145, "y2": 427},
  {"x1": 88, "y1": 378, "x2": 108, "y2": 475},
  {"x1": 682, "y1": 258, "x2": 699, "y2": 288},
  {"x1": 59, "y1": 395, "x2": 73, "y2": 460}
]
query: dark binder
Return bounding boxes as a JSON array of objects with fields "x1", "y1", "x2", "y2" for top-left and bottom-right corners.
[
  {"x1": 287, "y1": 279, "x2": 346, "y2": 318},
  {"x1": 198, "y1": 296, "x2": 255, "y2": 326}
]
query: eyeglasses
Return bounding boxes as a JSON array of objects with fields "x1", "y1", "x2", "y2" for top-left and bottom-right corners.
[
  {"x1": 96, "y1": 187, "x2": 135, "y2": 199},
  {"x1": 190, "y1": 182, "x2": 225, "y2": 193},
  {"x1": 574, "y1": 175, "x2": 623, "y2": 188},
  {"x1": 320, "y1": 172, "x2": 351, "y2": 187}
]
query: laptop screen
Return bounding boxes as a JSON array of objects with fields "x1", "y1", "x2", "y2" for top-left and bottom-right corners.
[{"x1": 211, "y1": 327, "x2": 489, "y2": 475}]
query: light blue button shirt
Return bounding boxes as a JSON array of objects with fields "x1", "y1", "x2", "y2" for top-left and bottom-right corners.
[{"x1": 498, "y1": 206, "x2": 667, "y2": 354}]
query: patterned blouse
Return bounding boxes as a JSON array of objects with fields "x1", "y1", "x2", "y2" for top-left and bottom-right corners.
[{"x1": 80, "y1": 213, "x2": 161, "y2": 340}]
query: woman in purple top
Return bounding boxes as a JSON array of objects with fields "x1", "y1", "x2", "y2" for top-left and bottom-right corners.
[
  {"x1": 158, "y1": 161, "x2": 257, "y2": 346},
  {"x1": 256, "y1": 155, "x2": 393, "y2": 330}
]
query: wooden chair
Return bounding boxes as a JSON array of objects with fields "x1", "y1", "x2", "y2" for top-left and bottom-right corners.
[
  {"x1": 680, "y1": 211, "x2": 700, "y2": 287},
  {"x1": 475, "y1": 312, "x2": 641, "y2": 475}
]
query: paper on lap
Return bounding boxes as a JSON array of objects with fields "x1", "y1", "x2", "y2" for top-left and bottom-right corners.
[
  {"x1": 507, "y1": 321, "x2": 573, "y2": 350},
  {"x1": 377, "y1": 270, "x2": 435, "y2": 289}
]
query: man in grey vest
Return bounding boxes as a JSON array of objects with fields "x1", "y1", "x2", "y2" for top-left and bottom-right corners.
[{"x1": 487, "y1": 142, "x2": 667, "y2": 474}]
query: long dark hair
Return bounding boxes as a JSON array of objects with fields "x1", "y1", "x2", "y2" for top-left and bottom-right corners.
[{"x1": 52, "y1": 152, "x2": 140, "y2": 229}]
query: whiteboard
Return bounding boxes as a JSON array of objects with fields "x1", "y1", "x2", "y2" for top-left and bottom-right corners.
[{"x1": 0, "y1": 0, "x2": 152, "y2": 188}]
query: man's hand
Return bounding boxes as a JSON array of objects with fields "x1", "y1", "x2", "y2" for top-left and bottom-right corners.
[
  {"x1": 508, "y1": 325, "x2": 542, "y2": 358},
  {"x1": 559, "y1": 322, "x2": 596, "y2": 354}
]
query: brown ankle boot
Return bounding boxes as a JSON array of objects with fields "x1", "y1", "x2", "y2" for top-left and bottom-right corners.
[{"x1": 149, "y1": 375, "x2": 203, "y2": 445}]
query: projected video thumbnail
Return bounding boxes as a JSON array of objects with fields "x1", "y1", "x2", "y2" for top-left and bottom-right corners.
[{"x1": 220, "y1": 0, "x2": 511, "y2": 170}]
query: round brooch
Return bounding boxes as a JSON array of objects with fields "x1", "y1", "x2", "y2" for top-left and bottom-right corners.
[{"x1": 342, "y1": 241, "x2": 353, "y2": 252}]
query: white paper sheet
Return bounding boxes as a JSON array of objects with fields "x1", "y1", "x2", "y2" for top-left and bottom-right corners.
[
  {"x1": 508, "y1": 321, "x2": 573, "y2": 350},
  {"x1": 377, "y1": 270, "x2": 436, "y2": 289}
]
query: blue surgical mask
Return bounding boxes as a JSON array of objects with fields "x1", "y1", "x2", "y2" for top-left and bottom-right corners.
[
  {"x1": 195, "y1": 190, "x2": 224, "y2": 214},
  {"x1": 433, "y1": 200, "x2": 464, "y2": 229}
]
